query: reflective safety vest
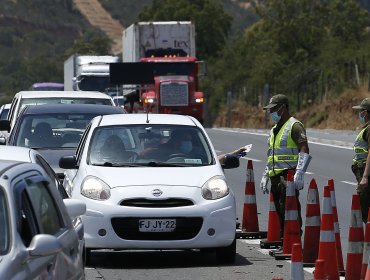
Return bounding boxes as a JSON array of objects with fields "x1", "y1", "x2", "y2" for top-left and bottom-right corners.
[
  {"x1": 267, "y1": 117, "x2": 301, "y2": 177},
  {"x1": 353, "y1": 125, "x2": 369, "y2": 164}
]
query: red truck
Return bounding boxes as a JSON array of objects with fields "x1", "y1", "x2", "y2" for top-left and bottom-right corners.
[{"x1": 112, "y1": 21, "x2": 205, "y2": 123}]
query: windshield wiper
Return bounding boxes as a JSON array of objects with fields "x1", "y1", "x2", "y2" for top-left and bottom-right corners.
[
  {"x1": 92, "y1": 162, "x2": 142, "y2": 167},
  {"x1": 145, "y1": 161, "x2": 188, "y2": 167}
]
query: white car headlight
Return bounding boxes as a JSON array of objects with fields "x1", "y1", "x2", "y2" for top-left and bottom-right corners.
[
  {"x1": 81, "y1": 176, "x2": 111, "y2": 200},
  {"x1": 202, "y1": 176, "x2": 229, "y2": 200}
]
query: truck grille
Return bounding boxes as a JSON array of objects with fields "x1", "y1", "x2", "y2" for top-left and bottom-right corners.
[
  {"x1": 111, "y1": 217, "x2": 203, "y2": 240},
  {"x1": 160, "y1": 82, "x2": 188, "y2": 106},
  {"x1": 120, "y1": 198, "x2": 194, "y2": 208}
]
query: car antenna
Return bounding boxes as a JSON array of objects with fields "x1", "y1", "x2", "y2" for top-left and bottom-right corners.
[{"x1": 146, "y1": 110, "x2": 150, "y2": 123}]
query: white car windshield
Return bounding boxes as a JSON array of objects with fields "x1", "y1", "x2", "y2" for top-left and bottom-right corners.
[
  {"x1": 0, "y1": 190, "x2": 9, "y2": 255},
  {"x1": 89, "y1": 125, "x2": 214, "y2": 166}
]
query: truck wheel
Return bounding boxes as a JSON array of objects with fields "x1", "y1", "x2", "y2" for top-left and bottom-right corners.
[{"x1": 215, "y1": 238, "x2": 236, "y2": 264}]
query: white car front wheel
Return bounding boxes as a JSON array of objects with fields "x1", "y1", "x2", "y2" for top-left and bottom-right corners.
[{"x1": 215, "y1": 238, "x2": 236, "y2": 264}]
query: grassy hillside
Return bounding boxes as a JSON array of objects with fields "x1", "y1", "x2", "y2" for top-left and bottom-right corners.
[
  {"x1": 0, "y1": 0, "x2": 256, "y2": 103},
  {"x1": 0, "y1": 0, "x2": 106, "y2": 102}
]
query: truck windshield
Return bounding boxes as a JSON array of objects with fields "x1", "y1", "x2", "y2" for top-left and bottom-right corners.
[{"x1": 79, "y1": 76, "x2": 110, "y2": 92}]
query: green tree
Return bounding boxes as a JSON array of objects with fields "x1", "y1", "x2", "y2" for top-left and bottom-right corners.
[
  {"x1": 64, "y1": 31, "x2": 112, "y2": 58},
  {"x1": 137, "y1": 0, "x2": 233, "y2": 59}
]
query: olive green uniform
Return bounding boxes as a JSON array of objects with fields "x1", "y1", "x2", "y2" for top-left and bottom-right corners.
[
  {"x1": 269, "y1": 122, "x2": 307, "y2": 237},
  {"x1": 351, "y1": 122, "x2": 370, "y2": 223}
]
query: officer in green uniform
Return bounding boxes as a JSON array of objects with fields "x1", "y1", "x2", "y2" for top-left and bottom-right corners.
[
  {"x1": 352, "y1": 97, "x2": 370, "y2": 223},
  {"x1": 260, "y1": 94, "x2": 311, "y2": 237}
]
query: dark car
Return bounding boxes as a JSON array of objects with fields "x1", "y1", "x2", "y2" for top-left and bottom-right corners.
[{"x1": 6, "y1": 103, "x2": 125, "y2": 178}]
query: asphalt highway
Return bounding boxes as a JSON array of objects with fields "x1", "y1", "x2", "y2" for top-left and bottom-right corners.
[{"x1": 85, "y1": 127, "x2": 355, "y2": 279}]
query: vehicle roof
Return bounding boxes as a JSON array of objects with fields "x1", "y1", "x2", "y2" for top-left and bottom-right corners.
[
  {"x1": 32, "y1": 82, "x2": 64, "y2": 87},
  {"x1": 21, "y1": 104, "x2": 124, "y2": 115},
  {"x1": 0, "y1": 146, "x2": 35, "y2": 162},
  {"x1": 98, "y1": 113, "x2": 198, "y2": 127},
  {"x1": 14, "y1": 91, "x2": 113, "y2": 99}
]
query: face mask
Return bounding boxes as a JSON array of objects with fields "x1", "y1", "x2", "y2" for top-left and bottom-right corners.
[
  {"x1": 359, "y1": 111, "x2": 366, "y2": 124},
  {"x1": 270, "y1": 105, "x2": 283, "y2": 123},
  {"x1": 180, "y1": 140, "x2": 192, "y2": 153}
]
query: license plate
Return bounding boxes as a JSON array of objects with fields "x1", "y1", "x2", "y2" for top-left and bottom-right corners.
[{"x1": 138, "y1": 219, "x2": 176, "y2": 232}]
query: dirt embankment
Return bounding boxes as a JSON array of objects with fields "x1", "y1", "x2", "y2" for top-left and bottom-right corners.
[{"x1": 215, "y1": 87, "x2": 369, "y2": 130}]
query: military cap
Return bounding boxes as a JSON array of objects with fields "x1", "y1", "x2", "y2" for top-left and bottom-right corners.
[
  {"x1": 263, "y1": 94, "x2": 289, "y2": 110},
  {"x1": 352, "y1": 97, "x2": 370, "y2": 111}
]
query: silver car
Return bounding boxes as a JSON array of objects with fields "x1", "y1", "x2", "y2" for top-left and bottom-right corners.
[{"x1": 0, "y1": 160, "x2": 86, "y2": 280}]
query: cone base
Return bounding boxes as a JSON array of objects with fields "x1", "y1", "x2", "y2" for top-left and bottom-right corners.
[
  {"x1": 269, "y1": 249, "x2": 292, "y2": 260},
  {"x1": 260, "y1": 239, "x2": 282, "y2": 249},
  {"x1": 274, "y1": 253, "x2": 292, "y2": 260},
  {"x1": 303, "y1": 262, "x2": 315, "y2": 267},
  {"x1": 236, "y1": 230, "x2": 267, "y2": 239}
]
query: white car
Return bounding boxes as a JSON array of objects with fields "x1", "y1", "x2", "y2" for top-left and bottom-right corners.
[
  {"x1": 60, "y1": 113, "x2": 240, "y2": 264},
  {"x1": 5, "y1": 90, "x2": 115, "y2": 131},
  {"x1": 0, "y1": 160, "x2": 86, "y2": 280}
]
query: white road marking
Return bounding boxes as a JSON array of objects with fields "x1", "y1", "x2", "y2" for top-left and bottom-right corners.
[
  {"x1": 308, "y1": 140, "x2": 352, "y2": 150},
  {"x1": 240, "y1": 157, "x2": 262, "y2": 162},
  {"x1": 212, "y1": 128, "x2": 353, "y2": 150},
  {"x1": 341, "y1": 181, "x2": 357, "y2": 186}
]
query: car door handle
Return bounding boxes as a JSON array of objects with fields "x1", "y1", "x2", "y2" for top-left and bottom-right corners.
[
  {"x1": 70, "y1": 247, "x2": 75, "y2": 256},
  {"x1": 47, "y1": 262, "x2": 54, "y2": 272}
]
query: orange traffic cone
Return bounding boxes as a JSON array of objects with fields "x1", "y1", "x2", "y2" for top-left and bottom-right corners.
[
  {"x1": 260, "y1": 192, "x2": 282, "y2": 249},
  {"x1": 272, "y1": 170, "x2": 301, "y2": 260},
  {"x1": 314, "y1": 259, "x2": 327, "y2": 280},
  {"x1": 303, "y1": 178, "x2": 321, "y2": 266},
  {"x1": 237, "y1": 160, "x2": 267, "y2": 239},
  {"x1": 361, "y1": 208, "x2": 370, "y2": 279},
  {"x1": 291, "y1": 243, "x2": 304, "y2": 280},
  {"x1": 345, "y1": 194, "x2": 364, "y2": 280},
  {"x1": 317, "y1": 185, "x2": 339, "y2": 280},
  {"x1": 328, "y1": 179, "x2": 344, "y2": 274}
]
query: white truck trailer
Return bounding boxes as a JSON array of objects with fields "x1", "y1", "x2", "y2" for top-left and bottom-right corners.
[{"x1": 122, "y1": 21, "x2": 196, "y2": 63}]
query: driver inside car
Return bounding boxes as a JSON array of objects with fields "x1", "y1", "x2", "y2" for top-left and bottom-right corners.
[{"x1": 139, "y1": 129, "x2": 198, "y2": 161}]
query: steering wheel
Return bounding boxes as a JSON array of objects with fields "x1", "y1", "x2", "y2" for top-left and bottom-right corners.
[
  {"x1": 168, "y1": 153, "x2": 188, "y2": 159},
  {"x1": 125, "y1": 151, "x2": 138, "y2": 162}
]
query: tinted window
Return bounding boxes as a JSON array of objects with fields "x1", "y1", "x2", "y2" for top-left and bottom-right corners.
[
  {"x1": 15, "y1": 113, "x2": 103, "y2": 148},
  {"x1": 0, "y1": 108, "x2": 9, "y2": 120},
  {"x1": 35, "y1": 155, "x2": 68, "y2": 199},
  {"x1": 0, "y1": 189, "x2": 9, "y2": 255},
  {"x1": 26, "y1": 180, "x2": 63, "y2": 235}
]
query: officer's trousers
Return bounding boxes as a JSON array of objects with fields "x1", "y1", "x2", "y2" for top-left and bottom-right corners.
[
  {"x1": 270, "y1": 169, "x2": 302, "y2": 238},
  {"x1": 352, "y1": 165, "x2": 370, "y2": 223}
]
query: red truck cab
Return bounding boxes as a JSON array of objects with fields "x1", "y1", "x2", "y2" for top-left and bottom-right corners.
[{"x1": 140, "y1": 56, "x2": 204, "y2": 123}]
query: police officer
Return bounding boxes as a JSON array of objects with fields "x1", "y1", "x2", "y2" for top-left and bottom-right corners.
[
  {"x1": 352, "y1": 97, "x2": 370, "y2": 223},
  {"x1": 260, "y1": 94, "x2": 311, "y2": 237}
]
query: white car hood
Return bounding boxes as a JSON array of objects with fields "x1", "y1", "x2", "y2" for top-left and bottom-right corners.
[{"x1": 84, "y1": 165, "x2": 224, "y2": 188}]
